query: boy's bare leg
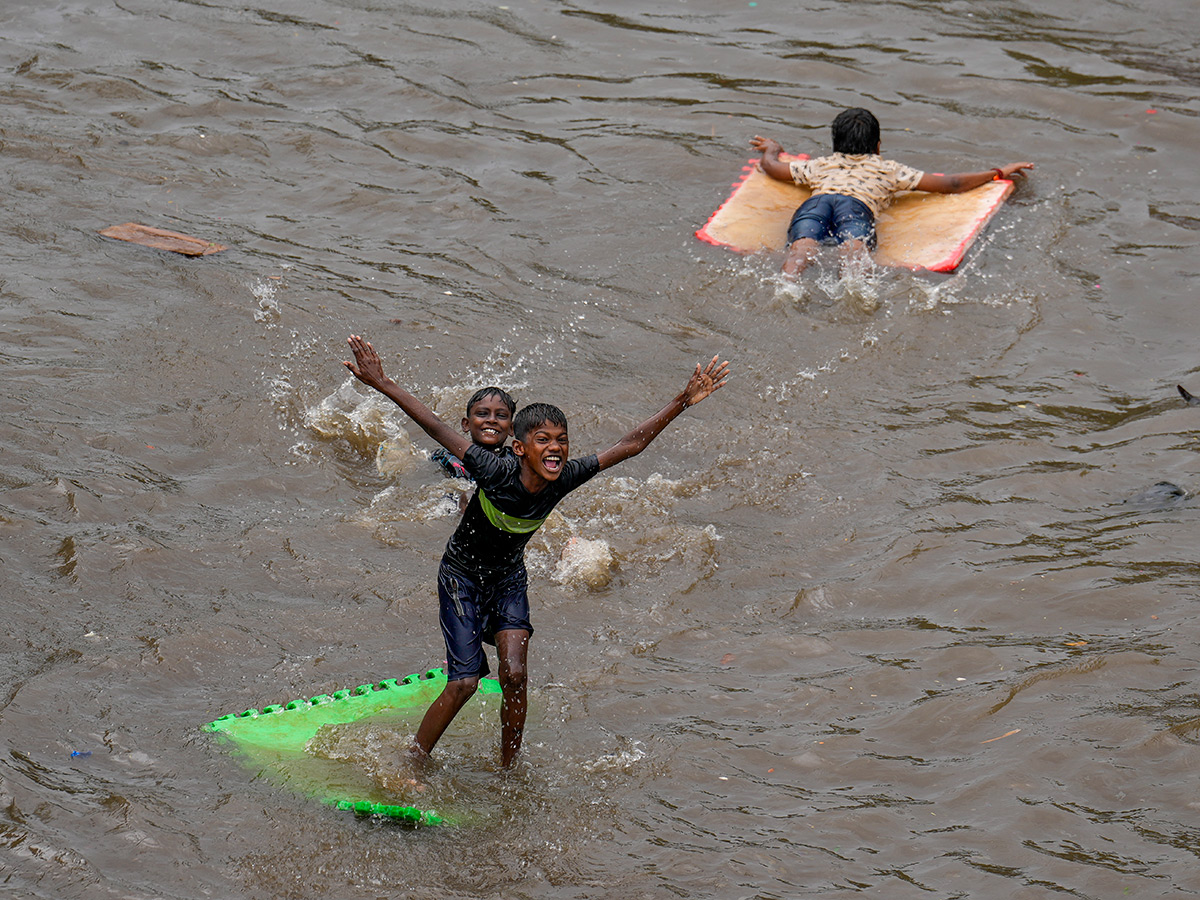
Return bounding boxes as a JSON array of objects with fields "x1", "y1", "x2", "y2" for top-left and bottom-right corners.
[
  {"x1": 496, "y1": 628, "x2": 530, "y2": 767},
  {"x1": 838, "y1": 238, "x2": 871, "y2": 275},
  {"x1": 781, "y1": 237, "x2": 820, "y2": 277},
  {"x1": 411, "y1": 677, "x2": 479, "y2": 760}
]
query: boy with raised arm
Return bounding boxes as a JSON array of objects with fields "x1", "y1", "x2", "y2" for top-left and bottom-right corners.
[
  {"x1": 751, "y1": 107, "x2": 1034, "y2": 276},
  {"x1": 343, "y1": 334, "x2": 729, "y2": 768}
]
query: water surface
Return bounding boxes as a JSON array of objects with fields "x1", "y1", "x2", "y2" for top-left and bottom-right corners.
[{"x1": 2, "y1": 1, "x2": 1200, "y2": 897}]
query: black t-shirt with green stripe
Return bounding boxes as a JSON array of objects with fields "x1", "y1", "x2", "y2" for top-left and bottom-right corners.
[{"x1": 441, "y1": 443, "x2": 600, "y2": 581}]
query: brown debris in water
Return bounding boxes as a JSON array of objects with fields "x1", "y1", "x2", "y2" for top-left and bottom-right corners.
[
  {"x1": 980, "y1": 729, "x2": 1022, "y2": 744},
  {"x1": 99, "y1": 222, "x2": 228, "y2": 256}
]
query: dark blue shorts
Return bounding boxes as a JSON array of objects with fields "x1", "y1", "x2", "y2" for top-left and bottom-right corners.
[
  {"x1": 437, "y1": 559, "x2": 532, "y2": 682},
  {"x1": 787, "y1": 194, "x2": 877, "y2": 249}
]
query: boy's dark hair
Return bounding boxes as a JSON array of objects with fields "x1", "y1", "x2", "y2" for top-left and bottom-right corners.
[
  {"x1": 513, "y1": 402, "x2": 568, "y2": 441},
  {"x1": 466, "y1": 386, "x2": 516, "y2": 416},
  {"x1": 831, "y1": 108, "x2": 880, "y2": 155}
]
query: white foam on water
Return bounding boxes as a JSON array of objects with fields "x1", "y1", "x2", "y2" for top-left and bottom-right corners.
[
  {"x1": 581, "y1": 739, "x2": 647, "y2": 774},
  {"x1": 303, "y1": 380, "x2": 410, "y2": 452},
  {"x1": 251, "y1": 277, "x2": 281, "y2": 323},
  {"x1": 551, "y1": 536, "x2": 614, "y2": 588}
]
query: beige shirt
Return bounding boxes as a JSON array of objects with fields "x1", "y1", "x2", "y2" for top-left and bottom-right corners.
[{"x1": 789, "y1": 153, "x2": 925, "y2": 217}]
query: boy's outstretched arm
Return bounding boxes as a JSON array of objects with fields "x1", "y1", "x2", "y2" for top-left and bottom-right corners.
[
  {"x1": 342, "y1": 334, "x2": 472, "y2": 458},
  {"x1": 750, "y1": 135, "x2": 795, "y2": 184},
  {"x1": 596, "y1": 355, "x2": 730, "y2": 472},
  {"x1": 916, "y1": 161, "x2": 1034, "y2": 194}
]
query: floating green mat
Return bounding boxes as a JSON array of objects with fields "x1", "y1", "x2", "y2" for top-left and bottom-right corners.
[{"x1": 202, "y1": 667, "x2": 501, "y2": 825}]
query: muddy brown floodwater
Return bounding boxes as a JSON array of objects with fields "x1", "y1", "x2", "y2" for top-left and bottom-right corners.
[{"x1": 2, "y1": 1, "x2": 1199, "y2": 898}]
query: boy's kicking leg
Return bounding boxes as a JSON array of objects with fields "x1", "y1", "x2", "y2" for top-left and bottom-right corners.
[
  {"x1": 783, "y1": 197, "x2": 832, "y2": 277},
  {"x1": 411, "y1": 677, "x2": 480, "y2": 760},
  {"x1": 782, "y1": 237, "x2": 820, "y2": 277},
  {"x1": 837, "y1": 237, "x2": 872, "y2": 276},
  {"x1": 833, "y1": 201, "x2": 876, "y2": 278},
  {"x1": 410, "y1": 563, "x2": 487, "y2": 762},
  {"x1": 496, "y1": 628, "x2": 529, "y2": 767}
]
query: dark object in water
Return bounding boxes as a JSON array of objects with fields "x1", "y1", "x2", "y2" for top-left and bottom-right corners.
[
  {"x1": 1124, "y1": 481, "x2": 1189, "y2": 508},
  {"x1": 1178, "y1": 384, "x2": 1200, "y2": 406},
  {"x1": 431, "y1": 447, "x2": 471, "y2": 480}
]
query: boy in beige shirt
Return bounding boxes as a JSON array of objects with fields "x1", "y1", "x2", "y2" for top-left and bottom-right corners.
[{"x1": 751, "y1": 107, "x2": 1033, "y2": 276}]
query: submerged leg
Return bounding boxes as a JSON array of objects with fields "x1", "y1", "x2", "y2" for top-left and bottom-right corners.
[
  {"x1": 837, "y1": 238, "x2": 872, "y2": 276},
  {"x1": 496, "y1": 628, "x2": 530, "y2": 767},
  {"x1": 411, "y1": 676, "x2": 480, "y2": 759},
  {"x1": 781, "y1": 237, "x2": 820, "y2": 277}
]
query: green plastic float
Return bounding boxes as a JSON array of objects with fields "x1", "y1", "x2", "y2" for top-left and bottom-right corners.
[{"x1": 202, "y1": 667, "x2": 501, "y2": 825}]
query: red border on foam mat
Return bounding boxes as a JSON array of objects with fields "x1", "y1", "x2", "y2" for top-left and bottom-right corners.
[
  {"x1": 921, "y1": 180, "x2": 1013, "y2": 273},
  {"x1": 695, "y1": 159, "x2": 758, "y2": 249},
  {"x1": 695, "y1": 156, "x2": 809, "y2": 251}
]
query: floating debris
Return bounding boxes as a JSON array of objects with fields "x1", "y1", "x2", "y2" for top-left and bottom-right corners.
[{"x1": 99, "y1": 222, "x2": 228, "y2": 256}]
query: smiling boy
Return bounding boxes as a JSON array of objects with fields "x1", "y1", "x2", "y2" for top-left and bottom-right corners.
[
  {"x1": 343, "y1": 334, "x2": 729, "y2": 768},
  {"x1": 430, "y1": 387, "x2": 516, "y2": 508}
]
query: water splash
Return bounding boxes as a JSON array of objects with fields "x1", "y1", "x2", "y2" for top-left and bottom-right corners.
[
  {"x1": 581, "y1": 738, "x2": 647, "y2": 774},
  {"x1": 551, "y1": 536, "x2": 614, "y2": 588},
  {"x1": 303, "y1": 380, "x2": 413, "y2": 458},
  {"x1": 251, "y1": 277, "x2": 281, "y2": 323}
]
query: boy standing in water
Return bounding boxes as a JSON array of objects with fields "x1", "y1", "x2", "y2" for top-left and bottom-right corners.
[
  {"x1": 750, "y1": 107, "x2": 1034, "y2": 276},
  {"x1": 344, "y1": 334, "x2": 729, "y2": 768}
]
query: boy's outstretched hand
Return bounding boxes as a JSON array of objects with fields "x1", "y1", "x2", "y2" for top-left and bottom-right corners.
[
  {"x1": 683, "y1": 355, "x2": 731, "y2": 408},
  {"x1": 750, "y1": 135, "x2": 783, "y2": 157},
  {"x1": 596, "y1": 354, "x2": 732, "y2": 470},
  {"x1": 999, "y1": 161, "x2": 1035, "y2": 178},
  {"x1": 343, "y1": 334, "x2": 392, "y2": 390}
]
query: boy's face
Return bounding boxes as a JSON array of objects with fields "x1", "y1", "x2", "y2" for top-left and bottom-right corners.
[
  {"x1": 462, "y1": 396, "x2": 512, "y2": 448},
  {"x1": 513, "y1": 421, "x2": 568, "y2": 481}
]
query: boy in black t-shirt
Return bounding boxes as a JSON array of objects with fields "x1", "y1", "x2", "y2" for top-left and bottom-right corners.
[{"x1": 344, "y1": 334, "x2": 729, "y2": 768}]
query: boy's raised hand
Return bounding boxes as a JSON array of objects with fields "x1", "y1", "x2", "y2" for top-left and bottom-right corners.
[
  {"x1": 344, "y1": 334, "x2": 392, "y2": 389},
  {"x1": 595, "y1": 354, "x2": 731, "y2": 471},
  {"x1": 683, "y1": 355, "x2": 730, "y2": 408},
  {"x1": 750, "y1": 135, "x2": 782, "y2": 156},
  {"x1": 341, "y1": 334, "x2": 469, "y2": 455},
  {"x1": 750, "y1": 136, "x2": 794, "y2": 184}
]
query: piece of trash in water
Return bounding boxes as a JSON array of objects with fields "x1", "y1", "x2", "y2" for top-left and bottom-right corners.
[
  {"x1": 980, "y1": 729, "x2": 1021, "y2": 744},
  {"x1": 70, "y1": 750, "x2": 92, "y2": 758},
  {"x1": 99, "y1": 223, "x2": 228, "y2": 256}
]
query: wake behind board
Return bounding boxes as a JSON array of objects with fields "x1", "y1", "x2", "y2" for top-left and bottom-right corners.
[
  {"x1": 696, "y1": 155, "x2": 1014, "y2": 273},
  {"x1": 202, "y1": 667, "x2": 501, "y2": 825}
]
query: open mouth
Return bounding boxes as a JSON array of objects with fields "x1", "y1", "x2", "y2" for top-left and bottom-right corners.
[{"x1": 543, "y1": 454, "x2": 563, "y2": 473}]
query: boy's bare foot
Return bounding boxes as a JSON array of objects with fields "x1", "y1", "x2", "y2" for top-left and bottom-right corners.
[
  {"x1": 374, "y1": 768, "x2": 427, "y2": 796},
  {"x1": 373, "y1": 746, "x2": 428, "y2": 796}
]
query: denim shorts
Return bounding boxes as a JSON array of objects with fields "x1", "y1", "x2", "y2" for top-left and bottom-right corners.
[
  {"x1": 437, "y1": 559, "x2": 532, "y2": 681},
  {"x1": 787, "y1": 193, "x2": 877, "y2": 249}
]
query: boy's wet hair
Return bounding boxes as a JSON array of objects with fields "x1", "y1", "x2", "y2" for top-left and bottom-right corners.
[
  {"x1": 831, "y1": 108, "x2": 880, "y2": 155},
  {"x1": 466, "y1": 386, "x2": 516, "y2": 416},
  {"x1": 513, "y1": 402, "x2": 568, "y2": 441}
]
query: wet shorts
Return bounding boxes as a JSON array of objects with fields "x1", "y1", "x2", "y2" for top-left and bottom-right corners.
[
  {"x1": 787, "y1": 193, "x2": 877, "y2": 249},
  {"x1": 437, "y1": 559, "x2": 532, "y2": 681}
]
